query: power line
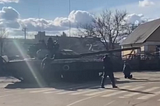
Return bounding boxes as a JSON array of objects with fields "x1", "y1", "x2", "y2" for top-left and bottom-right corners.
[
  {"x1": 37, "y1": 0, "x2": 42, "y2": 32},
  {"x1": 37, "y1": 0, "x2": 43, "y2": 41},
  {"x1": 68, "y1": 0, "x2": 71, "y2": 36}
]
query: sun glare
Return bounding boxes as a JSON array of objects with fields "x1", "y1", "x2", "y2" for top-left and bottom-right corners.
[{"x1": 13, "y1": 40, "x2": 46, "y2": 87}]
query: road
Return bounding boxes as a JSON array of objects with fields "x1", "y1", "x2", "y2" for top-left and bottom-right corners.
[{"x1": 0, "y1": 71, "x2": 160, "y2": 106}]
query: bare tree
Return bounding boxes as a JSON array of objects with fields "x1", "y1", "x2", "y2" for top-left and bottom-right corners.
[
  {"x1": 0, "y1": 28, "x2": 8, "y2": 56},
  {"x1": 77, "y1": 9, "x2": 136, "y2": 50}
]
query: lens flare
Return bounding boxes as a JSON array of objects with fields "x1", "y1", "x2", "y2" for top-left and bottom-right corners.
[{"x1": 13, "y1": 40, "x2": 46, "y2": 87}]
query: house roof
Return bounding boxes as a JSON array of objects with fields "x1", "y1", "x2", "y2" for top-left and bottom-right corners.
[{"x1": 121, "y1": 18, "x2": 160, "y2": 45}]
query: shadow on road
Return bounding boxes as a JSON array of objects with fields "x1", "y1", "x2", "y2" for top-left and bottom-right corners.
[
  {"x1": 4, "y1": 77, "x2": 119, "y2": 90},
  {"x1": 5, "y1": 80, "x2": 101, "y2": 91},
  {"x1": 103, "y1": 87, "x2": 153, "y2": 94},
  {"x1": 4, "y1": 77, "x2": 160, "y2": 92},
  {"x1": 115, "y1": 78, "x2": 160, "y2": 84}
]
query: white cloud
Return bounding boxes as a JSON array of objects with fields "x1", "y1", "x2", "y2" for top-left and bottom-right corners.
[
  {"x1": 53, "y1": 17, "x2": 69, "y2": 27},
  {"x1": 54, "y1": 10, "x2": 95, "y2": 27},
  {"x1": 109, "y1": 0, "x2": 160, "y2": 20},
  {"x1": 0, "y1": 6, "x2": 156, "y2": 37},
  {"x1": 19, "y1": 10, "x2": 94, "y2": 32},
  {"x1": 19, "y1": 10, "x2": 94, "y2": 36},
  {"x1": 125, "y1": 13, "x2": 148, "y2": 24},
  {"x1": 0, "y1": 7, "x2": 95, "y2": 36},
  {"x1": 139, "y1": 0, "x2": 155, "y2": 7},
  {"x1": 69, "y1": 10, "x2": 94, "y2": 25},
  {"x1": 0, "y1": 7, "x2": 20, "y2": 29},
  {"x1": 19, "y1": 18, "x2": 68, "y2": 32},
  {"x1": 2, "y1": 20, "x2": 20, "y2": 28},
  {"x1": 0, "y1": 7, "x2": 20, "y2": 21},
  {"x1": 0, "y1": 0, "x2": 19, "y2": 3}
]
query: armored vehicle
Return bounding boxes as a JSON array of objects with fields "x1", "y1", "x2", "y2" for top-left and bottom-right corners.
[
  {"x1": 3, "y1": 49, "x2": 103, "y2": 83},
  {"x1": 0, "y1": 39, "x2": 139, "y2": 83}
]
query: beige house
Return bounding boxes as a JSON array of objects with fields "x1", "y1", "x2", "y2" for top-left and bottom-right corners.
[{"x1": 121, "y1": 18, "x2": 160, "y2": 57}]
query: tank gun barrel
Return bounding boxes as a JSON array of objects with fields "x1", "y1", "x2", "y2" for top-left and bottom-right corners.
[{"x1": 79, "y1": 47, "x2": 140, "y2": 57}]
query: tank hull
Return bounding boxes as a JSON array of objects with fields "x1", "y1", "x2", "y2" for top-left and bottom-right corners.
[{"x1": 5, "y1": 58, "x2": 103, "y2": 83}]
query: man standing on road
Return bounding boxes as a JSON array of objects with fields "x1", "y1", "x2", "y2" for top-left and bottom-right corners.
[{"x1": 101, "y1": 54, "x2": 118, "y2": 88}]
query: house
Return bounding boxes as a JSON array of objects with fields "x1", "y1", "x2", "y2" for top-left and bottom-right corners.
[
  {"x1": 35, "y1": 31, "x2": 121, "y2": 54},
  {"x1": 121, "y1": 18, "x2": 160, "y2": 58},
  {"x1": 34, "y1": 31, "x2": 105, "y2": 53}
]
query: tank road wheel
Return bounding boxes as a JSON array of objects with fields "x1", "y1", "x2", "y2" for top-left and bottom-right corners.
[{"x1": 62, "y1": 65, "x2": 70, "y2": 71}]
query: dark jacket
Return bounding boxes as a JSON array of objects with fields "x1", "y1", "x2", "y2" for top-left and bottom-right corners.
[
  {"x1": 123, "y1": 63, "x2": 131, "y2": 74},
  {"x1": 103, "y1": 56, "x2": 113, "y2": 72}
]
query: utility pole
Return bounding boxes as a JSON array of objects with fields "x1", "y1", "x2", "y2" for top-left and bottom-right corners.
[
  {"x1": 69, "y1": 0, "x2": 71, "y2": 36},
  {"x1": 22, "y1": 27, "x2": 27, "y2": 40}
]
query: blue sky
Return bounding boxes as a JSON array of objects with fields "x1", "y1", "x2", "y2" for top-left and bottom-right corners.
[
  {"x1": 0, "y1": 0, "x2": 140, "y2": 19},
  {"x1": 0, "y1": 0, "x2": 160, "y2": 36}
]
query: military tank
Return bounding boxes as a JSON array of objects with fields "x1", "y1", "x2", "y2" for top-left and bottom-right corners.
[
  {"x1": 3, "y1": 48, "x2": 103, "y2": 83},
  {"x1": 1, "y1": 37, "x2": 140, "y2": 83},
  {"x1": 1, "y1": 46, "x2": 140, "y2": 84}
]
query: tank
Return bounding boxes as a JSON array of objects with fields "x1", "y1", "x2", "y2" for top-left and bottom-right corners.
[
  {"x1": 2, "y1": 40, "x2": 139, "y2": 83},
  {"x1": 4, "y1": 46, "x2": 104, "y2": 83},
  {"x1": 4, "y1": 57, "x2": 103, "y2": 83}
]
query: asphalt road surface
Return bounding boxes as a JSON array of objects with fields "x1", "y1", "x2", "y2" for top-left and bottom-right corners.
[{"x1": 0, "y1": 71, "x2": 160, "y2": 106}]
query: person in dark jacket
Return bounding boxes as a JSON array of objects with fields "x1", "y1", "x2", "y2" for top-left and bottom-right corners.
[
  {"x1": 123, "y1": 61, "x2": 133, "y2": 79},
  {"x1": 101, "y1": 54, "x2": 118, "y2": 88}
]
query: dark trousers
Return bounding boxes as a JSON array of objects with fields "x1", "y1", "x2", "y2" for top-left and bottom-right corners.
[
  {"x1": 101, "y1": 71, "x2": 116, "y2": 87},
  {"x1": 123, "y1": 70, "x2": 131, "y2": 78}
]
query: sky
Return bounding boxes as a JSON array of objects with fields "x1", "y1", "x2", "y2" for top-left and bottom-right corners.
[{"x1": 0, "y1": 0, "x2": 160, "y2": 37}]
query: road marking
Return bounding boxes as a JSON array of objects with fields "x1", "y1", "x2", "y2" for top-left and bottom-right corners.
[
  {"x1": 137, "y1": 90, "x2": 160, "y2": 100},
  {"x1": 57, "y1": 91, "x2": 77, "y2": 95},
  {"x1": 54, "y1": 83, "x2": 99, "y2": 95},
  {"x1": 119, "y1": 86, "x2": 159, "y2": 99},
  {"x1": 29, "y1": 89, "x2": 55, "y2": 93},
  {"x1": 0, "y1": 88, "x2": 43, "y2": 95},
  {"x1": 71, "y1": 89, "x2": 97, "y2": 95},
  {"x1": 119, "y1": 93, "x2": 137, "y2": 98},
  {"x1": 142, "y1": 87, "x2": 160, "y2": 92},
  {"x1": 44, "y1": 92, "x2": 54, "y2": 94},
  {"x1": 43, "y1": 90, "x2": 63, "y2": 94},
  {"x1": 103, "y1": 100, "x2": 115, "y2": 106},
  {"x1": 66, "y1": 86, "x2": 128, "y2": 106},
  {"x1": 85, "y1": 89, "x2": 112, "y2": 96},
  {"x1": 86, "y1": 86, "x2": 131, "y2": 97},
  {"x1": 60, "y1": 83, "x2": 98, "y2": 90},
  {"x1": 69, "y1": 84, "x2": 96, "y2": 89},
  {"x1": 67, "y1": 96, "x2": 97, "y2": 106},
  {"x1": 0, "y1": 94, "x2": 12, "y2": 98},
  {"x1": 102, "y1": 86, "x2": 143, "y2": 98},
  {"x1": 1, "y1": 90, "x2": 17, "y2": 93}
]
